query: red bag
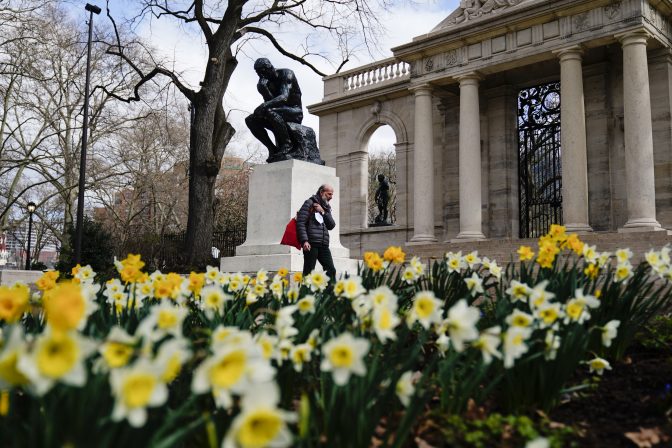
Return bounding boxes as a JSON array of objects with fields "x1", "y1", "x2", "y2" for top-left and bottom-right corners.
[{"x1": 281, "y1": 217, "x2": 301, "y2": 250}]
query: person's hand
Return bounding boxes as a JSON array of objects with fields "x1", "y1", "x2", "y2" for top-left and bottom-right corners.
[
  {"x1": 314, "y1": 204, "x2": 324, "y2": 214},
  {"x1": 302, "y1": 241, "x2": 311, "y2": 251},
  {"x1": 259, "y1": 77, "x2": 269, "y2": 87}
]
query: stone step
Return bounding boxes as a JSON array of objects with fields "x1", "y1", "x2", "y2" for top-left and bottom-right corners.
[{"x1": 403, "y1": 231, "x2": 672, "y2": 264}]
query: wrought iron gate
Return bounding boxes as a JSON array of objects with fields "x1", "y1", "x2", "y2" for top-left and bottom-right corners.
[{"x1": 517, "y1": 82, "x2": 563, "y2": 238}]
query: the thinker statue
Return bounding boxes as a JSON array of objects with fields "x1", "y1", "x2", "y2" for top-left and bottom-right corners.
[
  {"x1": 245, "y1": 58, "x2": 323, "y2": 165},
  {"x1": 374, "y1": 174, "x2": 391, "y2": 225}
]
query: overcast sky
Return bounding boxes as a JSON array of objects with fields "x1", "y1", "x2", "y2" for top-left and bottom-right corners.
[{"x1": 97, "y1": 1, "x2": 461, "y2": 158}]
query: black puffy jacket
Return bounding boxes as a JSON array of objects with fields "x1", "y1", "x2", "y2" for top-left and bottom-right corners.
[{"x1": 296, "y1": 194, "x2": 335, "y2": 247}]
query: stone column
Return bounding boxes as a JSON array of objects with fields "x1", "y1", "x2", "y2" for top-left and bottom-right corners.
[
  {"x1": 617, "y1": 30, "x2": 662, "y2": 231},
  {"x1": 454, "y1": 73, "x2": 486, "y2": 241},
  {"x1": 555, "y1": 46, "x2": 593, "y2": 233},
  {"x1": 409, "y1": 84, "x2": 437, "y2": 243}
]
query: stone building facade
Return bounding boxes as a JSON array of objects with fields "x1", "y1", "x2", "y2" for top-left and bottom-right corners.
[{"x1": 308, "y1": 0, "x2": 672, "y2": 257}]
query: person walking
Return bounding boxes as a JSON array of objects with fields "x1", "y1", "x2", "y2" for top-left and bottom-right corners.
[{"x1": 296, "y1": 184, "x2": 337, "y2": 280}]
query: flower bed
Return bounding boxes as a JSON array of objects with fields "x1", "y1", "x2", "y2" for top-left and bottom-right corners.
[{"x1": 0, "y1": 225, "x2": 670, "y2": 447}]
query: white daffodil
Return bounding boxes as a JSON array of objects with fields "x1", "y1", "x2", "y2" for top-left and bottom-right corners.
[
  {"x1": 372, "y1": 306, "x2": 400, "y2": 343},
  {"x1": 110, "y1": 359, "x2": 168, "y2": 428},
  {"x1": 103, "y1": 279, "x2": 125, "y2": 301},
  {"x1": 410, "y1": 256, "x2": 426, "y2": 276},
  {"x1": 368, "y1": 285, "x2": 398, "y2": 311},
  {"x1": 306, "y1": 271, "x2": 329, "y2": 292},
  {"x1": 204, "y1": 265, "x2": 220, "y2": 284},
  {"x1": 401, "y1": 266, "x2": 420, "y2": 284},
  {"x1": 154, "y1": 338, "x2": 192, "y2": 383},
  {"x1": 351, "y1": 295, "x2": 373, "y2": 320},
  {"x1": 275, "y1": 339, "x2": 294, "y2": 365},
  {"x1": 136, "y1": 302, "x2": 188, "y2": 341},
  {"x1": 342, "y1": 276, "x2": 367, "y2": 300},
  {"x1": 222, "y1": 381, "x2": 296, "y2": 448},
  {"x1": 587, "y1": 357, "x2": 612, "y2": 375},
  {"x1": 200, "y1": 285, "x2": 231, "y2": 318},
  {"x1": 286, "y1": 286, "x2": 299, "y2": 302},
  {"x1": 17, "y1": 329, "x2": 97, "y2": 395},
  {"x1": 597, "y1": 251, "x2": 612, "y2": 268},
  {"x1": 306, "y1": 329, "x2": 321, "y2": 349},
  {"x1": 290, "y1": 343, "x2": 313, "y2": 372},
  {"x1": 488, "y1": 261, "x2": 503, "y2": 281},
  {"x1": 74, "y1": 264, "x2": 96, "y2": 284},
  {"x1": 564, "y1": 289, "x2": 599, "y2": 324},
  {"x1": 320, "y1": 332, "x2": 370, "y2": 386},
  {"x1": 211, "y1": 326, "x2": 254, "y2": 349},
  {"x1": 529, "y1": 280, "x2": 555, "y2": 310},
  {"x1": 505, "y1": 309, "x2": 534, "y2": 328},
  {"x1": 535, "y1": 303, "x2": 564, "y2": 329},
  {"x1": 601, "y1": 320, "x2": 620, "y2": 347},
  {"x1": 503, "y1": 327, "x2": 532, "y2": 369},
  {"x1": 505, "y1": 280, "x2": 531, "y2": 303},
  {"x1": 255, "y1": 332, "x2": 279, "y2": 361},
  {"x1": 464, "y1": 272, "x2": 484, "y2": 297},
  {"x1": 270, "y1": 279, "x2": 284, "y2": 300},
  {"x1": 276, "y1": 305, "x2": 297, "y2": 331},
  {"x1": 614, "y1": 261, "x2": 634, "y2": 284},
  {"x1": 544, "y1": 330, "x2": 561, "y2": 360},
  {"x1": 582, "y1": 244, "x2": 598, "y2": 264},
  {"x1": 191, "y1": 343, "x2": 275, "y2": 409},
  {"x1": 473, "y1": 326, "x2": 502, "y2": 365},
  {"x1": 445, "y1": 251, "x2": 466, "y2": 273},
  {"x1": 464, "y1": 251, "x2": 481, "y2": 270},
  {"x1": 444, "y1": 299, "x2": 480, "y2": 352},
  {"x1": 97, "y1": 326, "x2": 137, "y2": 371},
  {"x1": 0, "y1": 326, "x2": 30, "y2": 388},
  {"x1": 407, "y1": 291, "x2": 443, "y2": 330},
  {"x1": 297, "y1": 295, "x2": 316, "y2": 315},
  {"x1": 395, "y1": 371, "x2": 416, "y2": 407},
  {"x1": 615, "y1": 248, "x2": 633, "y2": 263},
  {"x1": 255, "y1": 269, "x2": 269, "y2": 285},
  {"x1": 217, "y1": 271, "x2": 231, "y2": 287},
  {"x1": 435, "y1": 333, "x2": 451, "y2": 355}
]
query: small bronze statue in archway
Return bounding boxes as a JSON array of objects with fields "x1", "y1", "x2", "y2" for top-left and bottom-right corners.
[
  {"x1": 245, "y1": 58, "x2": 324, "y2": 165},
  {"x1": 373, "y1": 174, "x2": 391, "y2": 226}
]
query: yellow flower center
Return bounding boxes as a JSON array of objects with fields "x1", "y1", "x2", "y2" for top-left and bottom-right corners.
[
  {"x1": 122, "y1": 373, "x2": 156, "y2": 408},
  {"x1": 328, "y1": 345, "x2": 353, "y2": 368},
  {"x1": 103, "y1": 342, "x2": 134, "y2": 368},
  {"x1": 298, "y1": 300, "x2": 312, "y2": 312},
  {"x1": 511, "y1": 334, "x2": 524, "y2": 346},
  {"x1": 236, "y1": 408, "x2": 283, "y2": 448},
  {"x1": 157, "y1": 310, "x2": 178, "y2": 329},
  {"x1": 540, "y1": 309, "x2": 558, "y2": 324},
  {"x1": 209, "y1": 350, "x2": 246, "y2": 388},
  {"x1": 414, "y1": 297, "x2": 434, "y2": 319},
  {"x1": 37, "y1": 334, "x2": 79, "y2": 378},
  {"x1": 378, "y1": 309, "x2": 392, "y2": 330},
  {"x1": 567, "y1": 302, "x2": 584, "y2": 319},
  {"x1": 512, "y1": 316, "x2": 530, "y2": 327},
  {"x1": 260, "y1": 340, "x2": 274, "y2": 359}
]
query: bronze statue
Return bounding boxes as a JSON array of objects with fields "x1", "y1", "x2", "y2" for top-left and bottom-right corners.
[
  {"x1": 246, "y1": 58, "x2": 323, "y2": 165},
  {"x1": 374, "y1": 174, "x2": 390, "y2": 225}
]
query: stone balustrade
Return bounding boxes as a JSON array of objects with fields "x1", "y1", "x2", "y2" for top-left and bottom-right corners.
[{"x1": 322, "y1": 58, "x2": 410, "y2": 99}]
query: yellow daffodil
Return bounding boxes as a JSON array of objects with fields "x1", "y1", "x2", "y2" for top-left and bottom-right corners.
[
  {"x1": 35, "y1": 270, "x2": 59, "y2": 291},
  {"x1": 0, "y1": 283, "x2": 30, "y2": 323},
  {"x1": 517, "y1": 246, "x2": 535, "y2": 261},
  {"x1": 383, "y1": 246, "x2": 405, "y2": 264}
]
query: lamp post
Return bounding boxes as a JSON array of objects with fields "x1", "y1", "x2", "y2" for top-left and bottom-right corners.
[
  {"x1": 74, "y1": 2, "x2": 101, "y2": 265},
  {"x1": 25, "y1": 201, "x2": 36, "y2": 270}
]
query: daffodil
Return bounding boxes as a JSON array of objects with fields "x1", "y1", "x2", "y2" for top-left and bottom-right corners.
[
  {"x1": 364, "y1": 251, "x2": 384, "y2": 271},
  {"x1": 306, "y1": 271, "x2": 329, "y2": 292},
  {"x1": 464, "y1": 251, "x2": 481, "y2": 269},
  {"x1": 73, "y1": 264, "x2": 96, "y2": 284},
  {"x1": 200, "y1": 285, "x2": 231, "y2": 318},
  {"x1": 137, "y1": 302, "x2": 188, "y2": 341},
  {"x1": 297, "y1": 295, "x2": 316, "y2": 315},
  {"x1": 367, "y1": 285, "x2": 398, "y2": 311},
  {"x1": 535, "y1": 303, "x2": 564, "y2": 329},
  {"x1": 36, "y1": 270, "x2": 59, "y2": 291},
  {"x1": 614, "y1": 261, "x2": 634, "y2": 283},
  {"x1": 337, "y1": 276, "x2": 366, "y2": 300},
  {"x1": 290, "y1": 343, "x2": 312, "y2": 372},
  {"x1": 587, "y1": 357, "x2": 611, "y2": 375},
  {"x1": 528, "y1": 280, "x2": 555, "y2": 310},
  {"x1": 464, "y1": 272, "x2": 484, "y2": 297},
  {"x1": 372, "y1": 306, "x2": 400, "y2": 343},
  {"x1": 505, "y1": 280, "x2": 531, "y2": 303},
  {"x1": 0, "y1": 283, "x2": 30, "y2": 323},
  {"x1": 443, "y1": 299, "x2": 480, "y2": 351},
  {"x1": 320, "y1": 332, "x2": 369, "y2": 386},
  {"x1": 445, "y1": 251, "x2": 466, "y2": 273},
  {"x1": 563, "y1": 289, "x2": 599, "y2": 324},
  {"x1": 222, "y1": 382, "x2": 295, "y2": 448},
  {"x1": 110, "y1": 359, "x2": 168, "y2": 427},
  {"x1": 601, "y1": 320, "x2": 620, "y2": 347},
  {"x1": 517, "y1": 246, "x2": 535, "y2": 261},
  {"x1": 191, "y1": 343, "x2": 275, "y2": 409},
  {"x1": 505, "y1": 309, "x2": 534, "y2": 328},
  {"x1": 42, "y1": 281, "x2": 99, "y2": 332},
  {"x1": 0, "y1": 326, "x2": 30, "y2": 388},
  {"x1": 407, "y1": 291, "x2": 443, "y2": 330},
  {"x1": 17, "y1": 328, "x2": 97, "y2": 395},
  {"x1": 255, "y1": 332, "x2": 279, "y2": 361},
  {"x1": 383, "y1": 246, "x2": 405, "y2": 264},
  {"x1": 473, "y1": 326, "x2": 502, "y2": 365},
  {"x1": 154, "y1": 338, "x2": 191, "y2": 383},
  {"x1": 98, "y1": 327, "x2": 136, "y2": 370},
  {"x1": 211, "y1": 326, "x2": 254, "y2": 349},
  {"x1": 582, "y1": 244, "x2": 598, "y2": 264},
  {"x1": 395, "y1": 371, "x2": 416, "y2": 407},
  {"x1": 503, "y1": 327, "x2": 532, "y2": 369},
  {"x1": 544, "y1": 330, "x2": 560, "y2": 360},
  {"x1": 409, "y1": 256, "x2": 426, "y2": 276}
]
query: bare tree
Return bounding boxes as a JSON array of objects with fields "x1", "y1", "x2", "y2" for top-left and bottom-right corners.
[{"x1": 100, "y1": 0, "x2": 389, "y2": 267}]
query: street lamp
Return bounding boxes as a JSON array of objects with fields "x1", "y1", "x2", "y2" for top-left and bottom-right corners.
[
  {"x1": 25, "y1": 201, "x2": 36, "y2": 270},
  {"x1": 74, "y1": 3, "x2": 101, "y2": 265}
]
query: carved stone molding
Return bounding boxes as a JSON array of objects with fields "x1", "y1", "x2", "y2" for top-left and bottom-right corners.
[{"x1": 439, "y1": 0, "x2": 527, "y2": 28}]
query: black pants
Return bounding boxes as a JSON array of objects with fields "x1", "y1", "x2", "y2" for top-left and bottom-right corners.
[{"x1": 302, "y1": 245, "x2": 337, "y2": 281}]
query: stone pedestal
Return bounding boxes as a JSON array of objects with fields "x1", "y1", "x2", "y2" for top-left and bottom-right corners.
[
  {"x1": 220, "y1": 159, "x2": 358, "y2": 275},
  {"x1": 0, "y1": 269, "x2": 43, "y2": 286}
]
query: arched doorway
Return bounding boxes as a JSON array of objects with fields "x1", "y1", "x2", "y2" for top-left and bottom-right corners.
[{"x1": 367, "y1": 125, "x2": 397, "y2": 226}]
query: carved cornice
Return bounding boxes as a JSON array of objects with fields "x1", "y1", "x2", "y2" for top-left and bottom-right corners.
[{"x1": 433, "y1": 0, "x2": 529, "y2": 30}]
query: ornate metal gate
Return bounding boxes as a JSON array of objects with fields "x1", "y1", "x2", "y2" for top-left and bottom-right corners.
[{"x1": 517, "y1": 82, "x2": 562, "y2": 238}]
